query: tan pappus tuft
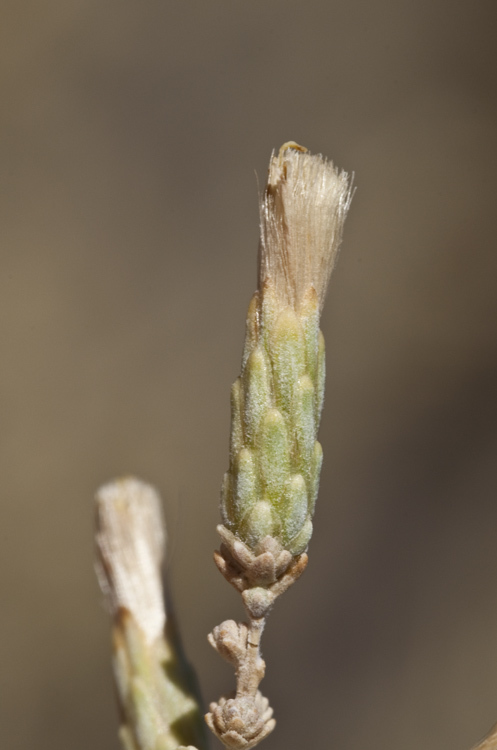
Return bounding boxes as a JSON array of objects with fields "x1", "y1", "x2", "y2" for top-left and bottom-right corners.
[
  {"x1": 258, "y1": 141, "x2": 353, "y2": 314},
  {"x1": 95, "y1": 477, "x2": 166, "y2": 646},
  {"x1": 473, "y1": 724, "x2": 497, "y2": 750}
]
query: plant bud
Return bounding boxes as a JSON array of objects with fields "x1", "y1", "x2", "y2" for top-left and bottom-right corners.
[{"x1": 219, "y1": 143, "x2": 352, "y2": 558}]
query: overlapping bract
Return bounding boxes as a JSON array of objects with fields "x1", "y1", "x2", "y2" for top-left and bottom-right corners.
[{"x1": 220, "y1": 285, "x2": 324, "y2": 555}]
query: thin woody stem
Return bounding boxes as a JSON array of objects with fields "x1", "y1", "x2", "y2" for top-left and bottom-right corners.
[{"x1": 235, "y1": 618, "x2": 265, "y2": 698}]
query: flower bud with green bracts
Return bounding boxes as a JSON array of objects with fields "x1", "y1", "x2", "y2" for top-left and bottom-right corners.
[{"x1": 220, "y1": 143, "x2": 352, "y2": 566}]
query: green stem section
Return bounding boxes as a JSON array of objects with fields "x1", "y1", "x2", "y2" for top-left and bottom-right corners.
[{"x1": 113, "y1": 609, "x2": 208, "y2": 750}]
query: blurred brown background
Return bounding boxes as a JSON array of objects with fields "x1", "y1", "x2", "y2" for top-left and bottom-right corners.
[{"x1": 1, "y1": 1, "x2": 497, "y2": 749}]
